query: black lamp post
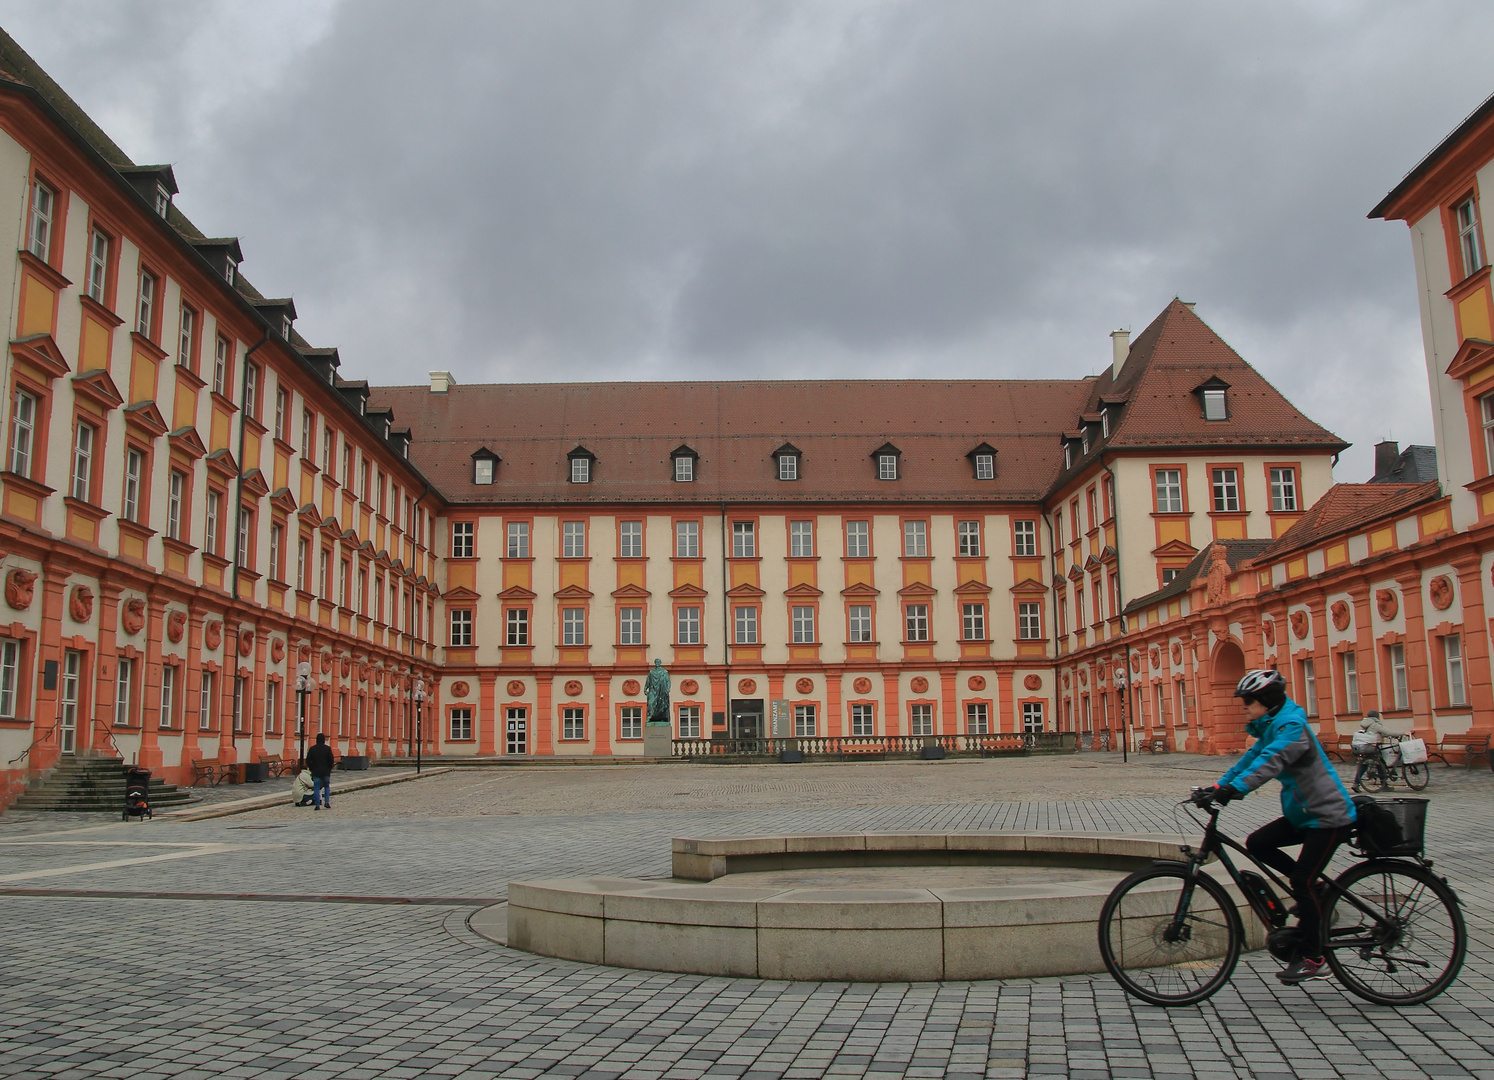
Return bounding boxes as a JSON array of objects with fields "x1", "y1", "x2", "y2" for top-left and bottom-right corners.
[
  {"x1": 295, "y1": 661, "x2": 312, "y2": 769},
  {"x1": 413, "y1": 678, "x2": 427, "y2": 774},
  {"x1": 1117, "y1": 664, "x2": 1130, "y2": 764}
]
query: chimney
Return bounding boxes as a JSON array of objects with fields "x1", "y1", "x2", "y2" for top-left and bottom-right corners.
[
  {"x1": 1374, "y1": 440, "x2": 1401, "y2": 481},
  {"x1": 1110, "y1": 330, "x2": 1130, "y2": 378},
  {"x1": 429, "y1": 371, "x2": 456, "y2": 394}
]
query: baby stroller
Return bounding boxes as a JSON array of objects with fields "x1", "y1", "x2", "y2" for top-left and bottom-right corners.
[{"x1": 123, "y1": 765, "x2": 152, "y2": 821}]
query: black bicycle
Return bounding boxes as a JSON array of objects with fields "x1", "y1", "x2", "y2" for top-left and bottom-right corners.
[
  {"x1": 1097, "y1": 791, "x2": 1465, "y2": 1006},
  {"x1": 1355, "y1": 740, "x2": 1430, "y2": 792}
]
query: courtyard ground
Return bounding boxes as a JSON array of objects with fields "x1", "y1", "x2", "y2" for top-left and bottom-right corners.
[{"x1": 1, "y1": 753, "x2": 1491, "y2": 1079}]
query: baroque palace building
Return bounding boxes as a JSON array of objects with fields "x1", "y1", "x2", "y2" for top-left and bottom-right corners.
[{"x1": 1, "y1": 28, "x2": 1489, "y2": 807}]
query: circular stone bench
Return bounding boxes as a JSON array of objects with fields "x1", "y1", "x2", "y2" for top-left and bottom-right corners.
[{"x1": 489, "y1": 832, "x2": 1233, "y2": 982}]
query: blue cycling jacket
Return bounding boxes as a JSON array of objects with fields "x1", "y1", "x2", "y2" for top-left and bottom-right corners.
[{"x1": 1217, "y1": 698, "x2": 1356, "y2": 829}]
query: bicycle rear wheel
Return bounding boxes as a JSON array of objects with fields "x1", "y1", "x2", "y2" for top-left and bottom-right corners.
[
  {"x1": 1323, "y1": 860, "x2": 1466, "y2": 1005},
  {"x1": 1404, "y1": 763, "x2": 1429, "y2": 790},
  {"x1": 1364, "y1": 759, "x2": 1390, "y2": 793},
  {"x1": 1098, "y1": 865, "x2": 1243, "y2": 1006}
]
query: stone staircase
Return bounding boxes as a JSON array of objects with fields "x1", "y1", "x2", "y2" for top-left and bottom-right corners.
[{"x1": 11, "y1": 756, "x2": 197, "y2": 813}]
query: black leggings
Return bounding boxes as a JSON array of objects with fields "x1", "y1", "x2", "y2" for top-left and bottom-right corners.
[{"x1": 1246, "y1": 817, "x2": 1353, "y2": 957}]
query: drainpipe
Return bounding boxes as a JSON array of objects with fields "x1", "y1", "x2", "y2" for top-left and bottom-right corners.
[
  {"x1": 720, "y1": 502, "x2": 731, "y2": 739},
  {"x1": 1045, "y1": 507, "x2": 1061, "y2": 731},
  {"x1": 1103, "y1": 457, "x2": 1131, "y2": 759},
  {"x1": 230, "y1": 330, "x2": 271, "y2": 601}
]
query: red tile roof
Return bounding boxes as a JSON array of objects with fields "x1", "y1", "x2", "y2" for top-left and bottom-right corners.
[
  {"x1": 368, "y1": 379, "x2": 1095, "y2": 505},
  {"x1": 1254, "y1": 481, "x2": 1442, "y2": 563}
]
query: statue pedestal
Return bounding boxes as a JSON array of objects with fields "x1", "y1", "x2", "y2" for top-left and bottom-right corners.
[{"x1": 644, "y1": 723, "x2": 673, "y2": 759}]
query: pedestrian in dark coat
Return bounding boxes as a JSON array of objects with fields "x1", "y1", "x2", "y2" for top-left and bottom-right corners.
[{"x1": 306, "y1": 733, "x2": 335, "y2": 810}]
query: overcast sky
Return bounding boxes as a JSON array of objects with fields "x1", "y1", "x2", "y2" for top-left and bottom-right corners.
[{"x1": 6, "y1": 1, "x2": 1492, "y2": 481}]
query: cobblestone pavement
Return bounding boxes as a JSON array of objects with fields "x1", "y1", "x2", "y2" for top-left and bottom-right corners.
[{"x1": 3, "y1": 756, "x2": 1493, "y2": 1079}]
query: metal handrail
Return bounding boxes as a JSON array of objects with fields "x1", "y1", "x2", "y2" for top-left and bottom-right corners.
[
  {"x1": 671, "y1": 731, "x2": 1073, "y2": 759},
  {"x1": 7, "y1": 722, "x2": 54, "y2": 766}
]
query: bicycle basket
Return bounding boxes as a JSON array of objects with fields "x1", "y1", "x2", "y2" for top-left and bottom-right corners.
[{"x1": 1352, "y1": 795, "x2": 1427, "y2": 856}]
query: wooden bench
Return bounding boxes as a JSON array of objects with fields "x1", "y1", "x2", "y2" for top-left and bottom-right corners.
[
  {"x1": 190, "y1": 759, "x2": 222, "y2": 786},
  {"x1": 1328, "y1": 735, "x2": 1356, "y2": 762},
  {"x1": 1427, "y1": 733, "x2": 1491, "y2": 768},
  {"x1": 259, "y1": 753, "x2": 292, "y2": 778}
]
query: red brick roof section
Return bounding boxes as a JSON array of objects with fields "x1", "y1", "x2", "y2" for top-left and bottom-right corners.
[
  {"x1": 1087, "y1": 300, "x2": 1348, "y2": 451},
  {"x1": 367, "y1": 380, "x2": 1096, "y2": 506},
  {"x1": 1255, "y1": 481, "x2": 1442, "y2": 563}
]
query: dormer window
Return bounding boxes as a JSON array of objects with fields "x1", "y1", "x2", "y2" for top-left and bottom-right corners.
[
  {"x1": 1081, "y1": 430, "x2": 1090, "y2": 455},
  {"x1": 671, "y1": 445, "x2": 698, "y2": 482},
  {"x1": 472, "y1": 448, "x2": 499, "y2": 485},
  {"x1": 1063, "y1": 442, "x2": 1072, "y2": 470},
  {"x1": 873, "y1": 443, "x2": 901, "y2": 481},
  {"x1": 154, "y1": 185, "x2": 170, "y2": 217},
  {"x1": 1101, "y1": 409, "x2": 1110, "y2": 438},
  {"x1": 967, "y1": 442, "x2": 997, "y2": 480},
  {"x1": 568, "y1": 447, "x2": 594, "y2": 483},
  {"x1": 1195, "y1": 376, "x2": 1231, "y2": 421},
  {"x1": 773, "y1": 442, "x2": 801, "y2": 481},
  {"x1": 224, "y1": 261, "x2": 235, "y2": 286},
  {"x1": 281, "y1": 315, "x2": 292, "y2": 340}
]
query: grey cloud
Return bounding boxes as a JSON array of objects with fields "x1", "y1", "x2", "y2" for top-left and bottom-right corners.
[{"x1": 4, "y1": 0, "x2": 1492, "y2": 479}]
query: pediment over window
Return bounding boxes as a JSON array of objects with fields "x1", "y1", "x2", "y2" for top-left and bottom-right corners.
[
  {"x1": 554, "y1": 583, "x2": 595, "y2": 600},
  {"x1": 443, "y1": 585, "x2": 481, "y2": 602},
  {"x1": 72, "y1": 368, "x2": 124, "y2": 412},
  {"x1": 611, "y1": 583, "x2": 652, "y2": 599},
  {"x1": 783, "y1": 582, "x2": 824, "y2": 598},
  {"x1": 726, "y1": 582, "x2": 766, "y2": 598},
  {"x1": 1445, "y1": 337, "x2": 1494, "y2": 381},
  {"x1": 240, "y1": 468, "x2": 270, "y2": 500},
  {"x1": 669, "y1": 582, "x2": 709, "y2": 599},
  {"x1": 897, "y1": 581, "x2": 937, "y2": 598},
  {"x1": 1010, "y1": 578, "x2": 1050, "y2": 595},
  {"x1": 205, "y1": 448, "x2": 239, "y2": 479},
  {"x1": 954, "y1": 579, "x2": 993, "y2": 596},
  {"x1": 297, "y1": 502, "x2": 323, "y2": 525},
  {"x1": 498, "y1": 584, "x2": 537, "y2": 601},
  {"x1": 10, "y1": 333, "x2": 70, "y2": 380},
  {"x1": 269, "y1": 487, "x2": 299, "y2": 513},
  {"x1": 840, "y1": 581, "x2": 881, "y2": 598},
  {"x1": 123, "y1": 400, "x2": 168, "y2": 439}
]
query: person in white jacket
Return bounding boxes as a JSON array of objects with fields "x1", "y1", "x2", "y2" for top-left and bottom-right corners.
[
  {"x1": 1351, "y1": 711, "x2": 1395, "y2": 792},
  {"x1": 291, "y1": 768, "x2": 314, "y2": 806}
]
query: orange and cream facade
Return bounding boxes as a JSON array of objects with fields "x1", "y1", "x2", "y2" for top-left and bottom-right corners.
[
  {"x1": 1057, "y1": 90, "x2": 1494, "y2": 757},
  {"x1": 2, "y1": 30, "x2": 1491, "y2": 805}
]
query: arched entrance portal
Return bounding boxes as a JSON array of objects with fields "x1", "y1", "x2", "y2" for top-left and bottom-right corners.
[{"x1": 1212, "y1": 640, "x2": 1246, "y2": 691}]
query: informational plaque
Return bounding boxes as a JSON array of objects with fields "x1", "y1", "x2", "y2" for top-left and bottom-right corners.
[{"x1": 771, "y1": 699, "x2": 791, "y2": 738}]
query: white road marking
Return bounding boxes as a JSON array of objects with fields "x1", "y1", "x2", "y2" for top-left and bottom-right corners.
[{"x1": 0, "y1": 843, "x2": 232, "y2": 883}]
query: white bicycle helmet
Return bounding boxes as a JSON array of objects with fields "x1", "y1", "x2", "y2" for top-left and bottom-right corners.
[{"x1": 1234, "y1": 669, "x2": 1286, "y2": 701}]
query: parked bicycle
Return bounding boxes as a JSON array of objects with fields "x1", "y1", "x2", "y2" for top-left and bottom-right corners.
[
  {"x1": 1355, "y1": 738, "x2": 1429, "y2": 792},
  {"x1": 1097, "y1": 789, "x2": 1465, "y2": 1006}
]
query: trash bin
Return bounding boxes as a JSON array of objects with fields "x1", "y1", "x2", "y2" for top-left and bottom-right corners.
[
  {"x1": 123, "y1": 766, "x2": 152, "y2": 821},
  {"x1": 241, "y1": 762, "x2": 270, "y2": 783}
]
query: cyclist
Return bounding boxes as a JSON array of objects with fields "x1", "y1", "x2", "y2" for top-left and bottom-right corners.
[
  {"x1": 1350, "y1": 710, "x2": 1395, "y2": 793},
  {"x1": 1198, "y1": 669, "x2": 1357, "y2": 985}
]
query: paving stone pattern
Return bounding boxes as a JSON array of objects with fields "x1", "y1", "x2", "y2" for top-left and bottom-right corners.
[{"x1": 3, "y1": 759, "x2": 1494, "y2": 1078}]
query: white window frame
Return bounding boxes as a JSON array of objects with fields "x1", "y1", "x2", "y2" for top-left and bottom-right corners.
[
  {"x1": 1202, "y1": 388, "x2": 1227, "y2": 421},
  {"x1": 136, "y1": 272, "x2": 156, "y2": 338},
  {"x1": 71, "y1": 421, "x2": 95, "y2": 502},
  {"x1": 570, "y1": 456, "x2": 590, "y2": 483},
  {"x1": 1013, "y1": 519, "x2": 1037, "y2": 557},
  {"x1": 1022, "y1": 701, "x2": 1045, "y2": 733},
  {"x1": 792, "y1": 605, "x2": 816, "y2": 644},
  {"x1": 159, "y1": 664, "x2": 177, "y2": 729},
  {"x1": 846, "y1": 520, "x2": 870, "y2": 558},
  {"x1": 1390, "y1": 643, "x2": 1409, "y2": 711},
  {"x1": 734, "y1": 605, "x2": 758, "y2": 645},
  {"x1": 214, "y1": 336, "x2": 230, "y2": 396},
  {"x1": 957, "y1": 520, "x2": 981, "y2": 557},
  {"x1": 450, "y1": 707, "x2": 474, "y2": 742},
  {"x1": 909, "y1": 703, "x2": 934, "y2": 736},
  {"x1": 1211, "y1": 468, "x2": 1240, "y2": 513},
  {"x1": 1018, "y1": 601, "x2": 1041, "y2": 640},
  {"x1": 794, "y1": 704, "x2": 816, "y2": 737},
  {"x1": 962, "y1": 603, "x2": 986, "y2": 641},
  {"x1": 732, "y1": 521, "x2": 755, "y2": 559},
  {"x1": 473, "y1": 456, "x2": 494, "y2": 484},
  {"x1": 88, "y1": 229, "x2": 109, "y2": 303},
  {"x1": 1342, "y1": 650, "x2": 1359, "y2": 714},
  {"x1": 848, "y1": 605, "x2": 873, "y2": 643},
  {"x1": 619, "y1": 520, "x2": 643, "y2": 558},
  {"x1": 676, "y1": 520, "x2": 699, "y2": 558},
  {"x1": 451, "y1": 521, "x2": 474, "y2": 559},
  {"x1": 1155, "y1": 469, "x2": 1183, "y2": 514},
  {"x1": 851, "y1": 703, "x2": 875, "y2": 736},
  {"x1": 903, "y1": 520, "x2": 927, "y2": 558},
  {"x1": 1446, "y1": 635, "x2": 1467, "y2": 707},
  {"x1": 905, "y1": 604, "x2": 929, "y2": 642},
  {"x1": 673, "y1": 455, "x2": 694, "y2": 482},
  {"x1": 449, "y1": 609, "x2": 473, "y2": 647},
  {"x1": 789, "y1": 520, "x2": 814, "y2": 558},
  {"x1": 562, "y1": 707, "x2": 586, "y2": 741},
  {"x1": 677, "y1": 606, "x2": 701, "y2": 645},
  {"x1": 620, "y1": 705, "x2": 643, "y2": 741},
  {"x1": 619, "y1": 606, "x2": 643, "y2": 646},
  {"x1": 506, "y1": 521, "x2": 530, "y2": 558},
  {"x1": 1457, "y1": 196, "x2": 1485, "y2": 278},
  {"x1": 778, "y1": 454, "x2": 798, "y2": 481},
  {"x1": 561, "y1": 608, "x2": 585, "y2": 646},
  {"x1": 122, "y1": 448, "x2": 143, "y2": 523},
  {"x1": 1300, "y1": 659, "x2": 1317, "y2": 718},
  {"x1": 0, "y1": 638, "x2": 18, "y2": 718},
  {"x1": 1269, "y1": 467, "x2": 1298, "y2": 512},
  {"x1": 27, "y1": 179, "x2": 52, "y2": 260},
  {"x1": 562, "y1": 521, "x2": 587, "y2": 558},
  {"x1": 678, "y1": 704, "x2": 702, "y2": 739},
  {"x1": 9, "y1": 388, "x2": 35, "y2": 478},
  {"x1": 506, "y1": 607, "x2": 529, "y2": 647},
  {"x1": 965, "y1": 702, "x2": 989, "y2": 735},
  {"x1": 205, "y1": 490, "x2": 221, "y2": 555},
  {"x1": 878, "y1": 453, "x2": 898, "y2": 480},
  {"x1": 974, "y1": 452, "x2": 994, "y2": 480},
  {"x1": 115, "y1": 657, "x2": 134, "y2": 727}
]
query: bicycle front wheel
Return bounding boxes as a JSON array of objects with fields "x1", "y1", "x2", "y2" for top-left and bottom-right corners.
[
  {"x1": 1404, "y1": 763, "x2": 1429, "y2": 790},
  {"x1": 1098, "y1": 865, "x2": 1243, "y2": 1006},
  {"x1": 1324, "y1": 860, "x2": 1466, "y2": 1005},
  {"x1": 1364, "y1": 759, "x2": 1390, "y2": 793}
]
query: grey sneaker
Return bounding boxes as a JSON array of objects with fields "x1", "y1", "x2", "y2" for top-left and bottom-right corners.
[{"x1": 1277, "y1": 956, "x2": 1331, "y2": 984}]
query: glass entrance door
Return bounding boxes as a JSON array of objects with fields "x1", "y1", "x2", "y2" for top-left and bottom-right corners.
[
  {"x1": 58, "y1": 649, "x2": 82, "y2": 755},
  {"x1": 732, "y1": 699, "x2": 764, "y2": 740},
  {"x1": 505, "y1": 708, "x2": 527, "y2": 755}
]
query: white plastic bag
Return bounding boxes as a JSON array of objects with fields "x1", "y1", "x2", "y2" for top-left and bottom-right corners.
[
  {"x1": 1351, "y1": 730, "x2": 1379, "y2": 753},
  {"x1": 1399, "y1": 737, "x2": 1428, "y2": 765}
]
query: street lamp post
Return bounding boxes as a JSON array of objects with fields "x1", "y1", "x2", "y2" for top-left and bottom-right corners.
[
  {"x1": 1116, "y1": 665, "x2": 1129, "y2": 764},
  {"x1": 413, "y1": 678, "x2": 427, "y2": 774},
  {"x1": 295, "y1": 661, "x2": 312, "y2": 769}
]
